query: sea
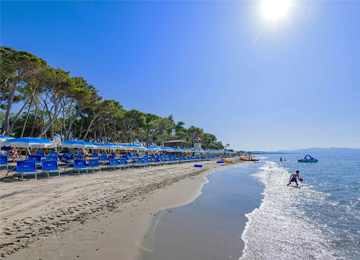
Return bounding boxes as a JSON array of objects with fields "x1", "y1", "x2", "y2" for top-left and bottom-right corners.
[
  {"x1": 139, "y1": 151, "x2": 360, "y2": 260},
  {"x1": 241, "y1": 152, "x2": 360, "y2": 260}
]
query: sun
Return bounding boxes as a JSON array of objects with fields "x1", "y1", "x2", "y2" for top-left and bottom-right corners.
[{"x1": 260, "y1": 0, "x2": 293, "y2": 22}]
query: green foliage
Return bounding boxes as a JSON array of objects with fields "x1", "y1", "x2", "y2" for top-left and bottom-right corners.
[{"x1": 0, "y1": 46, "x2": 226, "y2": 150}]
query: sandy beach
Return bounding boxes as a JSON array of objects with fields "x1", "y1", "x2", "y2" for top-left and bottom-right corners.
[{"x1": 0, "y1": 160, "x2": 248, "y2": 259}]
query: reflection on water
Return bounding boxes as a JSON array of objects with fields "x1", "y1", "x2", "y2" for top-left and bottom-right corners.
[{"x1": 137, "y1": 164, "x2": 264, "y2": 260}]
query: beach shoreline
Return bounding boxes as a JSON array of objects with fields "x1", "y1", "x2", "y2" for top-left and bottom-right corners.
[{"x1": 0, "y1": 160, "x2": 249, "y2": 258}]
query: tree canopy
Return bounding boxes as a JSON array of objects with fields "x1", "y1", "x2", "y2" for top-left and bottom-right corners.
[{"x1": 0, "y1": 46, "x2": 225, "y2": 150}]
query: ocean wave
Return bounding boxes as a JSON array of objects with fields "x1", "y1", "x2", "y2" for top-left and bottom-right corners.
[{"x1": 240, "y1": 161, "x2": 341, "y2": 260}]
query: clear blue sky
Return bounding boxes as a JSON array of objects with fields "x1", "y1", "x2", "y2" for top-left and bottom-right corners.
[{"x1": 2, "y1": 0, "x2": 360, "y2": 151}]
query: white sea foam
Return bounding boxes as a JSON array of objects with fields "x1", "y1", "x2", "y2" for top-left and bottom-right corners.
[{"x1": 240, "y1": 161, "x2": 339, "y2": 260}]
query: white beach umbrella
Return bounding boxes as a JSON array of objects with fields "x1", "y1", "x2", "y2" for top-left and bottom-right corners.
[
  {"x1": 60, "y1": 140, "x2": 96, "y2": 149},
  {"x1": 0, "y1": 137, "x2": 55, "y2": 148}
]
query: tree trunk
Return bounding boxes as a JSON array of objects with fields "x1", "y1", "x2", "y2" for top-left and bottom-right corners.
[
  {"x1": 31, "y1": 105, "x2": 38, "y2": 137},
  {"x1": 78, "y1": 117, "x2": 84, "y2": 140},
  {"x1": 82, "y1": 114, "x2": 98, "y2": 141},
  {"x1": 21, "y1": 95, "x2": 35, "y2": 137},
  {"x1": 3, "y1": 80, "x2": 18, "y2": 135}
]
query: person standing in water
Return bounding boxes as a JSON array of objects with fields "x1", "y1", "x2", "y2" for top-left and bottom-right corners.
[
  {"x1": 280, "y1": 157, "x2": 283, "y2": 162},
  {"x1": 287, "y1": 170, "x2": 300, "y2": 186}
]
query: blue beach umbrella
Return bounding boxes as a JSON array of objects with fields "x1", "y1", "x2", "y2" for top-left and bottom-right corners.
[
  {"x1": 0, "y1": 137, "x2": 55, "y2": 148},
  {"x1": 60, "y1": 140, "x2": 96, "y2": 149},
  {"x1": 122, "y1": 144, "x2": 146, "y2": 151},
  {"x1": 0, "y1": 135, "x2": 14, "y2": 139},
  {"x1": 104, "y1": 143, "x2": 126, "y2": 150},
  {"x1": 146, "y1": 146, "x2": 161, "y2": 151}
]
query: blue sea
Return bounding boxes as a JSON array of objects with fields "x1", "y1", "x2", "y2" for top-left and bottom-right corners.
[
  {"x1": 139, "y1": 152, "x2": 360, "y2": 260},
  {"x1": 241, "y1": 152, "x2": 360, "y2": 260}
]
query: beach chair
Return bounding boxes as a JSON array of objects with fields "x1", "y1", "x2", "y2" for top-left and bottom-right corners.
[
  {"x1": 49, "y1": 152, "x2": 58, "y2": 157},
  {"x1": 154, "y1": 157, "x2": 162, "y2": 166},
  {"x1": 73, "y1": 159, "x2": 90, "y2": 175},
  {"x1": 99, "y1": 154, "x2": 109, "y2": 165},
  {"x1": 28, "y1": 155, "x2": 42, "y2": 167},
  {"x1": 16, "y1": 161, "x2": 39, "y2": 181},
  {"x1": 76, "y1": 152, "x2": 83, "y2": 159},
  {"x1": 120, "y1": 158, "x2": 129, "y2": 169},
  {"x1": 159, "y1": 157, "x2": 169, "y2": 165},
  {"x1": 35, "y1": 151, "x2": 45, "y2": 160},
  {"x1": 91, "y1": 153, "x2": 99, "y2": 159},
  {"x1": 46, "y1": 155, "x2": 57, "y2": 161},
  {"x1": 42, "y1": 160, "x2": 61, "y2": 178},
  {"x1": 143, "y1": 157, "x2": 151, "y2": 167},
  {"x1": 109, "y1": 159, "x2": 121, "y2": 170},
  {"x1": 0, "y1": 155, "x2": 10, "y2": 170},
  {"x1": 137, "y1": 158, "x2": 146, "y2": 167},
  {"x1": 88, "y1": 159, "x2": 101, "y2": 173}
]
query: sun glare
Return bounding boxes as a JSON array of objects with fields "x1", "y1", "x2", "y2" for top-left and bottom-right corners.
[{"x1": 260, "y1": 0, "x2": 292, "y2": 22}]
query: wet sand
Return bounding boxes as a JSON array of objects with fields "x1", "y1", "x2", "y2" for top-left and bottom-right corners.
[
  {"x1": 138, "y1": 163, "x2": 264, "y2": 260},
  {"x1": 0, "y1": 160, "x2": 248, "y2": 259}
]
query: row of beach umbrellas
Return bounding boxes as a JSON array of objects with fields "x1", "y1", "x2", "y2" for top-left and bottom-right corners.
[{"x1": 0, "y1": 137, "x2": 236, "y2": 153}]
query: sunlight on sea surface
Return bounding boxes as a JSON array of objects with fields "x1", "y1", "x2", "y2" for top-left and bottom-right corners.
[{"x1": 241, "y1": 152, "x2": 360, "y2": 260}]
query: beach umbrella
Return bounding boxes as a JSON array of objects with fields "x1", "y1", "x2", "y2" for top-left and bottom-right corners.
[
  {"x1": 122, "y1": 145, "x2": 146, "y2": 151},
  {"x1": 146, "y1": 146, "x2": 161, "y2": 151},
  {"x1": 103, "y1": 143, "x2": 126, "y2": 150},
  {"x1": 60, "y1": 140, "x2": 96, "y2": 149},
  {"x1": 159, "y1": 147, "x2": 174, "y2": 152},
  {"x1": 0, "y1": 137, "x2": 55, "y2": 148}
]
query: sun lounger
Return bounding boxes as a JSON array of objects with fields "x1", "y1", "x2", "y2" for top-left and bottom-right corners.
[
  {"x1": 42, "y1": 161, "x2": 61, "y2": 178},
  {"x1": 120, "y1": 158, "x2": 129, "y2": 169},
  {"x1": 0, "y1": 155, "x2": 11, "y2": 170},
  {"x1": 28, "y1": 155, "x2": 42, "y2": 167},
  {"x1": 46, "y1": 155, "x2": 57, "y2": 161},
  {"x1": 15, "y1": 161, "x2": 39, "y2": 181},
  {"x1": 88, "y1": 159, "x2": 101, "y2": 173},
  {"x1": 73, "y1": 159, "x2": 90, "y2": 175},
  {"x1": 35, "y1": 151, "x2": 45, "y2": 160},
  {"x1": 109, "y1": 159, "x2": 121, "y2": 170}
]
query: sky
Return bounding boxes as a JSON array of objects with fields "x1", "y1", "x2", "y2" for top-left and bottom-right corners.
[{"x1": 1, "y1": 0, "x2": 360, "y2": 151}]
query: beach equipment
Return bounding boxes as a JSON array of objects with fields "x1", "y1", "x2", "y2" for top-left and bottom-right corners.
[
  {"x1": 46, "y1": 155, "x2": 57, "y2": 161},
  {"x1": 240, "y1": 157, "x2": 260, "y2": 162},
  {"x1": 146, "y1": 146, "x2": 161, "y2": 151},
  {"x1": 73, "y1": 159, "x2": 90, "y2": 174},
  {"x1": 0, "y1": 135, "x2": 14, "y2": 143},
  {"x1": 14, "y1": 161, "x2": 39, "y2": 181},
  {"x1": 60, "y1": 140, "x2": 96, "y2": 149},
  {"x1": 298, "y1": 155, "x2": 318, "y2": 163},
  {"x1": 299, "y1": 177, "x2": 304, "y2": 182},
  {"x1": 109, "y1": 159, "x2": 121, "y2": 170},
  {"x1": 217, "y1": 161, "x2": 224, "y2": 163},
  {"x1": 0, "y1": 155, "x2": 10, "y2": 170},
  {"x1": 88, "y1": 159, "x2": 101, "y2": 172},
  {"x1": 194, "y1": 164, "x2": 203, "y2": 167},
  {"x1": 122, "y1": 145, "x2": 146, "y2": 151},
  {"x1": 120, "y1": 157, "x2": 129, "y2": 169},
  {"x1": 28, "y1": 155, "x2": 42, "y2": 166},
  {"x1": 224, "y1": 158, "x2": 235, "y2": 163},
  {"x1": 0, "y1": 137, "x2": 55, "y2": 148},
  {"x1": 41, "y1": 161, "x2": 61, "y2": 178}
]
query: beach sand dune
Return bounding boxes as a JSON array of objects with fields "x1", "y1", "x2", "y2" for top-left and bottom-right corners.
[{"x1": 0, "y1": 161, "x2": 245, "y2": 258}]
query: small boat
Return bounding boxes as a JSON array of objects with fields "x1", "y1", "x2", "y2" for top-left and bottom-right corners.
[
  {"x1": 224, "y1": 158, "x2": 235, "y2": 163},
  {"x1": 298, "y1": 155, "x2": 318, "y2": 163},
  {"x1": 240, "y1": 157, "x2": 259, "y2": 162}
]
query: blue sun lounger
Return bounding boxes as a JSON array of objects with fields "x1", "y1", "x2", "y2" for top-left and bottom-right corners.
[
  {"x1": 42, "y1": 160, "x2": 61, "y2": 178},
  {"x1": 0, "y1": 155, "x2": 10, "y2": 170},
  {"x1": 120, "y1": 158, "x2": 129, "y2": 169},
  {"x1": 109, "y1": 159, "x2": 121, "y2": 170},
  {"x1": 28, "y1": 155, "x2": 42, "y2": 167},
  {"x1": 88, "y1": 159, "x2": 101, "y2": 173},
  {"x1": 16, "y1": 161, "x2": 39, "y2": 181},
  {"x1": 73, "y1": 159, "x2": 90, "y2": 175}
]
